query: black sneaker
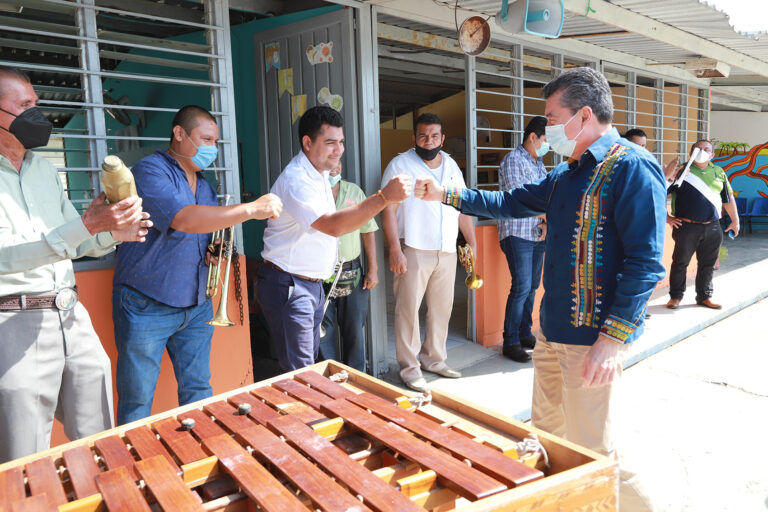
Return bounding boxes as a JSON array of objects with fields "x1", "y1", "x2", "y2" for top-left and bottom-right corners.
[
  {"x1": 502, "y1": 344, "x2": 531, "y2": 363},
  {"x1": 520, "y1": 335, "x2": 537, "y2": 350}
]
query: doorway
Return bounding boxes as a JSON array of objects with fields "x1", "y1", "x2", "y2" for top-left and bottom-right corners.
[{"x1": 376, "y1": 19, "x2": 475, "y2": 380}]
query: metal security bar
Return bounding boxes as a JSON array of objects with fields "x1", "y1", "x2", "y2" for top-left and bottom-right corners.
[
  {"x1": 469, "y1": 45, "x2": 595, "y2": 190},
  {"x1": 467, "y1": 47, "x2": 709, "y2": 190},
  {"x1": 604, "y1": 65, "x2": 709, "y2": 166},
  {"x1": 0, "y1": 0, "x2": 240, "y2": 266}
]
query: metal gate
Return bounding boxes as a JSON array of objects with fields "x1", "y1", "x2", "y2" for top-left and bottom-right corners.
[{"x1": 253, "y1": 8, "x2": 360, "y2": 191}]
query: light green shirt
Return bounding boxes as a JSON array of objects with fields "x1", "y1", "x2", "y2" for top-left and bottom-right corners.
[
  {"x1": 0, "y1": 151, "x2": 117, "y2": 295},
  {"x1": 336, "y1": 180, "x2": 378, "y2": 262}
]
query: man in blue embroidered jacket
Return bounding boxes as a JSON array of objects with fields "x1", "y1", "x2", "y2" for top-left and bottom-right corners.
[{"x1": 415, "y1": 67, "x2": 665, "y2": 511}]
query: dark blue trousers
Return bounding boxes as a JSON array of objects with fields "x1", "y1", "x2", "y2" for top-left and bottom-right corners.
[
  {"x1": 500, "y1": 235, "x2": 545, "y2": 348},
  {"x1": 256, "y1": 264, "x2": 324, "y2": 371},
  {"x1": 318, "y1": 273, "x2": 369, "y2": 372}
]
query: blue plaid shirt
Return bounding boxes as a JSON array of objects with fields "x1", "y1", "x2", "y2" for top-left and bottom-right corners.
[
  {"x1": 452, "y1": 129, "x2": 667, "y2": 346},
  {"x1": 497, "y1": 145, "x2": 547, "y2": 241}
]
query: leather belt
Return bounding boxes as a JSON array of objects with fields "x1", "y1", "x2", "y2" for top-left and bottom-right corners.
[
  {"x1": 0, "y1": 288, "x2": 79, "y2": 311},
  {"x1": 679, "y1": 218, "x2": 714, "y2": 225},
  {"x1": 263, "y1": 260, "x2": 322, "y2": 283},
  {"x1": 341, "y1": 257, "x2": 361, "y2": 271}
]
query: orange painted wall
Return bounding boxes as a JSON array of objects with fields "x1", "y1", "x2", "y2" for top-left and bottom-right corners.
[
  {"x1": 380, "y1": 128, "x2": 414, "y2": 177},
  {"x1": 474, "y1": 224, "x2": 694, "y2": 347},
  {"x1": 50, "y1": 255, "x2": 252, "y2": 446}
]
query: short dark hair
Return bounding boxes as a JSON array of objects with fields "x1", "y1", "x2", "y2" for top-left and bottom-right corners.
[
  {"x1": 691, "y1": 139, "x2": 713, "y2": 152},
  {"x1": 0, "y1": 66, "x2": 31, "y2": 100},
  {"x1": 624, "y1": 128, "x2": 647, "y2": 140},
  {"x1": 299, "y1": 106, "x2": 344, "y2": 142},
  {"x1": 414, "y1": 113, "x2": 443, "y2": 135},
  {"x1": 542, "y1": 67, "x2": 613, "y2": 124},
  {"x1": 523, "y1": 116, "x2": 547, "y2": 142},
  {"x1": 170, "y1": 105, "x2": 215, "y2": 140}
]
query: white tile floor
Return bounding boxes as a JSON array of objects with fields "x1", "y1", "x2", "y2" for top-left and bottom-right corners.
[{"x1": 380, "y1": 257, "x2": 474, "y2": 378}]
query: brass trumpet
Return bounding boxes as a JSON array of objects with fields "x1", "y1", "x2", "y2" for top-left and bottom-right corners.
[
  {"x1": 207, "y1": 225, "x2": 235, "y2": 327},
  {"x1": 458, "y1": 244, "x2": 483, "y2": 289},
  {"x1": 206, "y1": 195, "x2": 235, "y2": 327}
]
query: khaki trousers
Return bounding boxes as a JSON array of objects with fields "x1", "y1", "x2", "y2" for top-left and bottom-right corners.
[
  {"x1": 0, "y1": 302, "x2": 114, "y2": 463},
  {"x1": 531, "y1": 338, "x2": 658, "y2": 512},
  {"x1": 393, "y1": 245, "x2": 457, "y2": 382}
]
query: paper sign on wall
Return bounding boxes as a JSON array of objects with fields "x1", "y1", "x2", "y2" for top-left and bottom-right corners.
[
  {"x1": 265, "y1": 42, "x2": 280, "y2": 72},
  {"x1": 306, "y1": 41, "x2": 333, "y2": 65},
  {"x1": 278, "y1": 68, "x2": 293, "y2": 98},
  {"x1": 317, "y1": 87, "x2": 343, "y2": 112},
  {"x1": 291, "y1": 94, "x2": 307, "y2": 124}
]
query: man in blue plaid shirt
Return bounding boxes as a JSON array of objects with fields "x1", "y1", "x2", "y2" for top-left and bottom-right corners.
[{"x1": 497, "y1": 116, "x2": 548, "y2": 362}]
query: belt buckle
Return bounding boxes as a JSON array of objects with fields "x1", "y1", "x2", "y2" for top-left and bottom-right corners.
[{"x1": 54, "y1": 288, "x2": 78, "y2": 311}]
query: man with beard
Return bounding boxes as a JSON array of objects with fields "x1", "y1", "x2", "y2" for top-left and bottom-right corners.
[{"x1": 381, "y1": 113, "x2": 477, "y2": 392}]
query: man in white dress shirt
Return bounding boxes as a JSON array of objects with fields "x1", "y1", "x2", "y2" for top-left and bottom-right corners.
[
  {"x1": 381, "y1": 113, "x2": 477, "y2": 392},
  {"x1": 258, "y1": 106, "x2": 410, "y2": 371}
]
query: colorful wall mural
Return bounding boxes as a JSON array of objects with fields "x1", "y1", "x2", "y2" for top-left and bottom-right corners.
[{"x1": 713, "y1": 142, "x2": 768, "y2": 206}]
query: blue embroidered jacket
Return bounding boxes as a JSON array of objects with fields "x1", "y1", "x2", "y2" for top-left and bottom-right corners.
[{"x1": 456, "y1": 128, "x2": 667, "y2": 345}]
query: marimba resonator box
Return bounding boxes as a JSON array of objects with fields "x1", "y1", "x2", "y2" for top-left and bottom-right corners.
[{"x1": 0, "y1": 361, "x2": 617, "y2": 511}]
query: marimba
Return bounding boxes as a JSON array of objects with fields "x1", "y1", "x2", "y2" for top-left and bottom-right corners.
[{"x1": 0, "y1": 362, "x2": 617, "y2": 511}]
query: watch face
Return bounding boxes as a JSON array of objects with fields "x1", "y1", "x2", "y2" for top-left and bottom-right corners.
[{"x1": 55, "y1": 288, "x2": 78, "y2": 311}]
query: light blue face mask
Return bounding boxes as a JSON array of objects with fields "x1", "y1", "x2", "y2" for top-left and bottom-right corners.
[
  {"x1": 185, "y1": 131, "x2": 218, "y2": 169},
  {"x1": 545, "y1": 112, "x2": 585, "y2": 158},
  {"x1": 328, "y1": 173, "x2": 342, "y2": 187},
  {"x1": 535, "y1": 141, "x2": 550, "y2": 158}
]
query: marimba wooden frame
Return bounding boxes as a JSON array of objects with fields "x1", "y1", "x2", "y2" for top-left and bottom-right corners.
[{"x1": 0, "y1": 361, "x2": 618, "y2": 511}]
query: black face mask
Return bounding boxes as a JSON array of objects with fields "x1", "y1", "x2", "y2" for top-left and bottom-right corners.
[
  {"x1": 0, "y1": 106, "x2": 53, "y2": 149},
  {"x1": 414, "y1": 144, "x2": 441, "y2": 161}
]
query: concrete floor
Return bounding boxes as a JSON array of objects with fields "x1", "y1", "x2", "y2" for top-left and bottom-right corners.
[
  {"x1": 379, "y1": 233, "x2": 768, "y2": 410},
  {"x1": 378, "y1": 232, "x2": 768, "y2": 511},
  {"x1": 250, "y1": 232, "x2": 768, "y2": 509},
  {"x1": 615, "y1": 297, "x2": 768, "y2": 511}
]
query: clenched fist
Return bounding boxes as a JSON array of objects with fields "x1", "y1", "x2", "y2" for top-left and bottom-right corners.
[
  {"x1": 413, "y1": 177, "x2": 445, "y2": 201},
  {"x1": 251, "y1": 193, "x2": 282, "y2": 220},
  {"x1": 381, "y1": 174, "x2": 412, "y2": 203}
]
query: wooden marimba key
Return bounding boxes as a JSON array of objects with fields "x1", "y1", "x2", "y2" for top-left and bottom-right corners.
[{"x1": 0, "y1": 369, "x2": 545, "y2": 512}]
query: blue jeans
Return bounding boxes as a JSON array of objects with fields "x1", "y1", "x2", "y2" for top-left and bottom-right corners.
[
  {"x1": 113, "y1": 285, "x2": 214, "y2": 425},
  {"x1": 318, "y1": 270, "x2": 369, "y2": 372},
  {"x1": 500, "y1": 235, "x2": 545, "y2": 347},
  {"x1": 256, "y1": 264, "x2": 324, "y2": 372}
]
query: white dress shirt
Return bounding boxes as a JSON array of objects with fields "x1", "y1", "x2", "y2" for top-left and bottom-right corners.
[
  {"x1": 261, "y1": 151, "x2": 337, "y2": 279},
  {"x1": 381, "y1": 149, "x2": 465, "y2": 253}
]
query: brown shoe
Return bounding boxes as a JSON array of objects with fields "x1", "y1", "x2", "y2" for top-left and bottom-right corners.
[
  {"x1": 697, "y1": 299, "x2": 722, "y2": 310},
  {"x1": 666, "y1": 298, "x2": 681, "y2": 309}
]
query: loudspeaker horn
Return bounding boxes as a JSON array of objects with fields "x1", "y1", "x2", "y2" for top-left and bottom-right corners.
[{"x1": 496, "y1": 0, "x2": 564, "y2": 39}]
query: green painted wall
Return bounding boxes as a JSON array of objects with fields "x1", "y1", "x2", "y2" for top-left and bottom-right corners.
[{"x1": 64, "y1": 5, "x2": 342, "y2": 257}]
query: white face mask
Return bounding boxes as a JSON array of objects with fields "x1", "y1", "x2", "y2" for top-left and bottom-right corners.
[
  {"x1": 694, "y1": 149, "x2": 711, "y2": 164},
  {"x1": 544, "y1": 112, "x2": 585, "y2": 158}
]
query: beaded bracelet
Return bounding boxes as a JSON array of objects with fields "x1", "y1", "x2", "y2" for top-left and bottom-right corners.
[{"x1": 443, "y1": 186, "x2": 462, "y2": 209}]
